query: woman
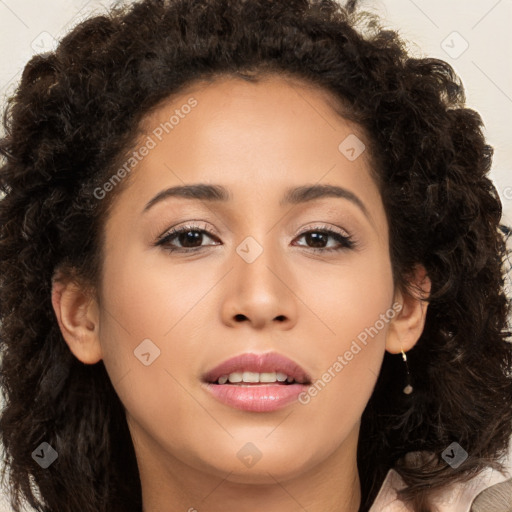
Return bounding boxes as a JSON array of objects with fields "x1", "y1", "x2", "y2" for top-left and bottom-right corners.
[{"x1": 0, "y1": 0, "x2": 511, "y2": 511}]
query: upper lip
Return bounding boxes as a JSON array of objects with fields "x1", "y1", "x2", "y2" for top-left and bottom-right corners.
[{"x1": 202, "y1": 352, "x2": 312, "y2": 384}]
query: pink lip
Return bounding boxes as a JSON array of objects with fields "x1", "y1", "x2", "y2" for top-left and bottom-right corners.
[
  {"x1": 202, "y1": 382, "x2": 308, "y2": 412},
  {"x1": 201, "y1": 352, "x2": 312, "y2": 413}
]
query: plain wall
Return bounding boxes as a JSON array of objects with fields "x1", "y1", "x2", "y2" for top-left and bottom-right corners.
[{"x1": 0, "y1": 1, "x2": 511, "y2": 510}]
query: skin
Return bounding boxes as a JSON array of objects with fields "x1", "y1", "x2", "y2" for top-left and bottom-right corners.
[{"x1": 51, "y1": 74, "x2": 431, "y2": 512}]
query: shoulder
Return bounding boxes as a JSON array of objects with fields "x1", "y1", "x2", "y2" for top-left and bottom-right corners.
[{"x1": 369, "y1": 442, "x2": 512, "y2": 512}]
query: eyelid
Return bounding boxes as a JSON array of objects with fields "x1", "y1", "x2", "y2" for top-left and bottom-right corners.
[{"x1": 296, "y1": 223, "x2": 350, "y2": 237}]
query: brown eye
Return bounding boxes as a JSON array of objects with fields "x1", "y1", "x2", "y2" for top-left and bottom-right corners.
[
  {"x1": 293, "y1": 227, "x2": 356, "y2": 252},
  {"x1": 155, "y1": 223, "x2": 356, "y2": 254},
  {"x1": 155, "y1": 223, "x2": 220, "y2": 253}
]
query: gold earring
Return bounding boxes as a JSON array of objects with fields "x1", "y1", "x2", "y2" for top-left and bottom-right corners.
[{"x1": 401, "y1": 347, "x2": 413, "y2": 395}]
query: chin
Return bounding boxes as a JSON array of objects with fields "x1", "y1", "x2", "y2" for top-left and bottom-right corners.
[{"x1": 190, "y1": 444, "x2": 318, "y2": 484}]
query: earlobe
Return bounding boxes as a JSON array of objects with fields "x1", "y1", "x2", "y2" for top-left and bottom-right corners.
[
  {"x1": 385, "y1": 264, "x2": 431, "y2": 355},
  {"x1": 51, "y1": 272, "x2": 103, "y2": 365}
]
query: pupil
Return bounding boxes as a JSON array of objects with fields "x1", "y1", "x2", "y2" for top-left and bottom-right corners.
[
  {"x1": 180, "y1": 231, "x2": 201, "y2": 247},
  {"x1": 307, "y1": 232, "x2": 326, "y2": 248}
]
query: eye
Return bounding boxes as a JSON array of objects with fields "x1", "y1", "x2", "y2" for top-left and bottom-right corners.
[
  {"x1": 293, "y1": 225, "x2": 356, "y2": 252},
  {"x1": 154, "y1": 222, "x2": 356, "y2": 254},
  {"x1": 155, "y1": 222, "x2": 220, "y2": 253}
]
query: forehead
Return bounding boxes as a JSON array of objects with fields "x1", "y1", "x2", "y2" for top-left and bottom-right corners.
[
  {"x1": 134, "y1": 74, "x2": 375, "y2": 185},
  {"x1": 103, "y1": 74, "x2": 385, "y2": 235}
]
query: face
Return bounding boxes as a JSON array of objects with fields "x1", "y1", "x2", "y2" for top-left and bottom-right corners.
[{"x1": 83, "y1": 75, "x2": 399, "y2": 485}]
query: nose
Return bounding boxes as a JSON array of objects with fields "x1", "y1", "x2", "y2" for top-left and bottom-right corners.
[{"x1": 219, "y1": 237, "x2": 298, "y2": 330}]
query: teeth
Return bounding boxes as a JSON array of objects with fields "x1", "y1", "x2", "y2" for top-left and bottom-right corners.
[
  {"x1": 243, "y1": 371, "x2": 260, "y2": 383},
  {"x1": 259, "y1": 372, "x2": 276, "y2": 382},
  {"x1": 216, "y1": 371, "x2": 296, "y2": 384},
  {"x1": 228, "y1": 372, "x2": 243, "y2": 383}
]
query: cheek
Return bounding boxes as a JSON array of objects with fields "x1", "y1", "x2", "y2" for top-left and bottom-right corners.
[
  {"x1": 100, "y1": 234, "x2": 218, "y2": 351},
  {"x1": 97, "y1": 247, "x2": 217, "y2": 422},
  {"x1": 296, "y1": 317, "x2": 388, "y2": 443},
  {"x1": 294, "y1": 253, "x2": 393, "y2": 425},
  {"x1": 295, "y1": 243, "x2": 394, "y2": 340}
]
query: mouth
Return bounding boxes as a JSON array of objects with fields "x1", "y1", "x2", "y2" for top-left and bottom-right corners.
[
  {"x1": 202, "y1": 351, "x2": 312, "y2": 385},
  {"x1": 201, "y1": 352, "x2": 312, "y2": 412}
]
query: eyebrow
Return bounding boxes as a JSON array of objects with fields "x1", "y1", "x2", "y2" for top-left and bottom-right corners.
[{"x1": 142, "y1": 183, "x2": 371, "y2": 220}]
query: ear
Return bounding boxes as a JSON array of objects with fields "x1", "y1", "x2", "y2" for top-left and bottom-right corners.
[
  {"x1": 51, "y1": 270, "x2": 102, "y2": 364},
  {"x1": 385, "y1": 264, "x2": 431, "y2": 354}
]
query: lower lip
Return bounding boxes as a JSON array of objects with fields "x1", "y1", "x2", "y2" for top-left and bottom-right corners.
[{"x1": 202, "y1": 382, "x2": 308, "y2": 412}]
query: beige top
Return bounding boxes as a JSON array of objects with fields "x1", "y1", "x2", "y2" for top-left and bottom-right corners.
[{"x1": 369, "y1": 446, "x2": 512, "y2": 511}]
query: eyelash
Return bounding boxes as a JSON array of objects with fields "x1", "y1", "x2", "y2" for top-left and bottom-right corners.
[{"x1": 154, "y1": 222, "x2": 357, "y2": 254}]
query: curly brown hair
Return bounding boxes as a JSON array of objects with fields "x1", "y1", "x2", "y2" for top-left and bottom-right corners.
[{"x1": 1, "y1": 0, "x2": 511, "y2": 511}]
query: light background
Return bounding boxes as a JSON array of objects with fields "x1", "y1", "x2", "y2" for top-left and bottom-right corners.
[{"x1": 0, "y1": 0, "x2": 511, "y2": 510}]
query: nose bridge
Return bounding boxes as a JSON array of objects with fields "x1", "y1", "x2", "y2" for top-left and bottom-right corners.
[
  {"x1": 234, "y1": 228, "x2": 284, "y2": 297},
  {"x1": 232, "y1": 200, "x2": 280, "y2": 268},
  {"x1": 221, "y1": 223, "x2": 297, "y2": 328}
]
